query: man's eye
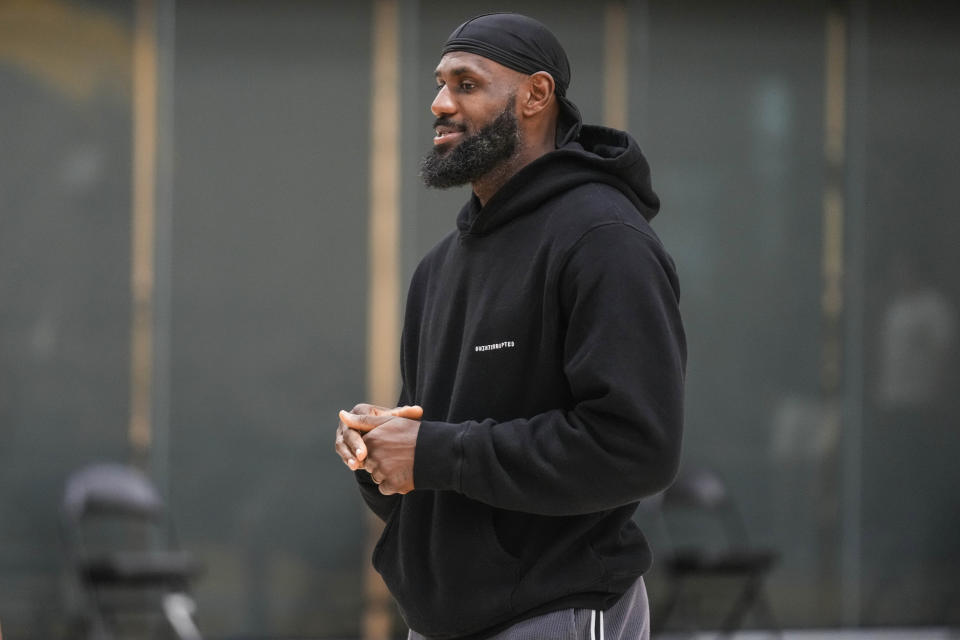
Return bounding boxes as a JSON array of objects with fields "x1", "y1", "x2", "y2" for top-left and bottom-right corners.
[
  {"x1": 459, "y1": 82, "x2": 475, "y2": 91},
  {"x1": 434, "y1": 84, "x2": 444, "y2": 93}
]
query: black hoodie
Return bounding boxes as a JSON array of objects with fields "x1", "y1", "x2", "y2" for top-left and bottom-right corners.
[{"x1": 356, "y1": 124, "x2": 686, "y2": 639}]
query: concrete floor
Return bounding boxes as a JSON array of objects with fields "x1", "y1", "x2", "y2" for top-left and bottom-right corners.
[{"x1": 655, "y1": 629, "x2": 958, "y2": 640}]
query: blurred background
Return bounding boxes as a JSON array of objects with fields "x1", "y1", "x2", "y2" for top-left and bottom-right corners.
[{"x1": 1, "y1": 0, "x2": 958, "y2": 637}]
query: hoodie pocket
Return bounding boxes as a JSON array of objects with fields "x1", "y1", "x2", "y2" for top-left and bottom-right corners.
[{"x1": 373, "y1": 492, "x2": 522, "y2": 638}]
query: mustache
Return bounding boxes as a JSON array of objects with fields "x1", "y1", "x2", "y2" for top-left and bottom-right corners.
[{"x1": 432, "y1": 117, "x2": 467, "y2": 131}]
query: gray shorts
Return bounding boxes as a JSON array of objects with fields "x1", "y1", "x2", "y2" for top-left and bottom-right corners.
[{"x1": 408, "y1": 576, "x2": 650, "y2": 640}]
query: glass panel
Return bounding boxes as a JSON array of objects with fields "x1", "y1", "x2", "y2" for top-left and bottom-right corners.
[
  {"x1": 638, "y1": 0, "x2": 834, "y2": 627},
  {"x1": 169, "y1": 1, "x2": 372, "y2": 635},
  {"x1": 0, "y1": 1, "x2": 133, "y2": 635},
  {"x1": 858, "y1": 0, "x2": 960, "y2": 626}
]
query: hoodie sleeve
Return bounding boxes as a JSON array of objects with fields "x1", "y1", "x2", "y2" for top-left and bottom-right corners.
[{"x1": 413, "y1": 223, "x2": 685, "y2": 516}]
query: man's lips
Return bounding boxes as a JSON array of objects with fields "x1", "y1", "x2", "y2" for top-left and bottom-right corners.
[
  {"x1": 434, "y1": 131, "x2": 463, "y2": 145},
  {"x1": 434, "y1": 123, "x2": 466, "y2": 146}
]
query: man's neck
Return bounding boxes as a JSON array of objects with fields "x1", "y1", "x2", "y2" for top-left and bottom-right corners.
[
  {"x1": 472, "y1": 138, "x2": 556, "y2": 206},
  {"x1": 471, "y1": 155, "x2": 525, "y2": 206}
]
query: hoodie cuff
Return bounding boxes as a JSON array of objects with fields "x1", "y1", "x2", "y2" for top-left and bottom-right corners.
[{"x1": 414, "y1": 420, "x2": 466, "y2": 491}]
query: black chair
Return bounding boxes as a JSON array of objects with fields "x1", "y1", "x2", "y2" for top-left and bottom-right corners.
[
  {"x1": 62, "y1": 463, "x2": 204, "y2": 640},
  {"x1": 652, "y1": 467, "x2": 780, "y2": 638}
]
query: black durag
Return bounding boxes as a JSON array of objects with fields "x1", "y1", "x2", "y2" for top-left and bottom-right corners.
[{"x1": 441, "y1": 13, "x2": 583, "y2": 147}]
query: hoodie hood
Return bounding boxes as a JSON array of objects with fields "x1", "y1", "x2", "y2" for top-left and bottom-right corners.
[{"x1": 456, "y1": 123, "x2": 660, "y2": 237}]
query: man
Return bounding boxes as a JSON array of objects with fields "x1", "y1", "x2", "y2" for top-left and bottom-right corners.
[{"x1": 335, "y1": 13, "x2": 685, "y2": 640}]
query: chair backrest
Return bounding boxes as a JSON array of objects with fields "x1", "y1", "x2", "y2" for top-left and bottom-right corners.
[
  {"x1": 659, "y1": 466, "x2": 751, "y2": 551},
  {"x1": 661, "y1": 467, "x2": 731, "y2": 511},
  {"x1": 62, "y1": 462, "x2": 171, "y2": 565},
  {"x1": 63, "y1": 463, "x2": 164, "y2": 524}
]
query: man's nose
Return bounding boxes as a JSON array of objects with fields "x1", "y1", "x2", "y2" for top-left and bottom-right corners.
[{"x1": 431, "y1": 85, "x2": 455, "y2": 118}]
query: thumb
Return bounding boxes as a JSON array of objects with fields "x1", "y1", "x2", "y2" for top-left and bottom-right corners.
[
  {"x1": 339, "y1": 410, "x2": 382, "y2": 432},
  {"x1": 390, "y1": 405, "x2": 424, "y2": 420}
]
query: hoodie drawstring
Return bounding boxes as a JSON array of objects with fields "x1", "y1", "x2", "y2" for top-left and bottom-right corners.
[{"x1": 589, "y1": 609, "x2": 604, "y2": 640}]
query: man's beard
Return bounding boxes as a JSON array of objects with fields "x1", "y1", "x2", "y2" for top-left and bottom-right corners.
[{"x1": 420, "y1": 97, "x2": 520, "y2": 189}]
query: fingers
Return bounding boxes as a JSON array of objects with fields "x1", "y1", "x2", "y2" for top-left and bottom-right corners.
[
  {"x1": 366, "y1": 467, "x2": 391, "y2": 494},
  {"x1": 369, "y1": 470, "x2": 398, "y2": 496},
  {"x1": 339, "y1": 410, "x2": 388, "y2": 433},
  {"x1": 374, "y1": 471, "x2": 412, "y2": 496},
  {"x1": 351, "y1": 403, "x2": 387, "y2": 416},
  {"x1": 351, "y1": 404, "x2": 423, "y2": 420},
  {"x1": 344, "y1": 427, "x2": 367, "y2": 466},
  {"x1": 391, "y1": 405, "x2": 424, "y2": 420},
  {"x1": 337, "y1": 403, "x2": 423, "y2": 475},
  {"x1": 336, "y1": 410, "x2": 385, "y2": 470},
  {"x1": 335, "y1": 423, "x2": 367, "y2": 470}
]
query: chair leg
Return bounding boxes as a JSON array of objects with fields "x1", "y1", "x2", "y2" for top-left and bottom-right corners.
[
  {"x1": 163, "y1": 592, "x2": 202, "y2": 640},
  {"x1": 86, "y1": 589, "x2": 114, "y2": 640},
  {"x1": 651, "y1": 580, "x2": 680, "y2": 634},
  {"x1": 716, "y1": 575, "x2": 781, "y2": 639},
  {"x1": 753, "y1": 592, "x2": 782, "y2": 638},
  {"x1": 718, "y1": 574, "x2": 764, "y2": 635},
  {"x1": 653, "y1": 578, "x2": 700, "y2": 639}
]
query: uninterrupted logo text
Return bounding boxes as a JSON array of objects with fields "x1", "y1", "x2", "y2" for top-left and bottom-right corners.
[{"x1": 474, "y1": 340, "x2": 516, "y2": 352}]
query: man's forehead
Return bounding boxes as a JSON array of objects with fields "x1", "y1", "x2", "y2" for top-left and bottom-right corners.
[{"x1": 434, "y1": 51, "x2": 506, "y2": 77}]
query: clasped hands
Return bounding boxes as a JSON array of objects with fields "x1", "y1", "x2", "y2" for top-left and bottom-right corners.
[{"x1": 335, "y1": 403, "x2": 423, "y2": 495}]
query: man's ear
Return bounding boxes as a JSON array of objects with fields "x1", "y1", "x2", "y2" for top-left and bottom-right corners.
[{"x1": 521, "y1": 71, "x2": 555, "y2": 117}]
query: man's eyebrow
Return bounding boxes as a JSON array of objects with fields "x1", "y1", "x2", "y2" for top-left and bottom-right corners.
[{"x1": 435, "y1": 66, "x2": 481, "y2": 79}]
